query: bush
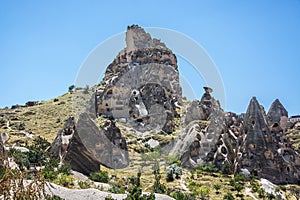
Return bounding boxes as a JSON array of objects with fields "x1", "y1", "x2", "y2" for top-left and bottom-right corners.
[
  {"x1": 172, "y1": 191, "x2": 195, "y2": 200},
  {"x1": 58, "y1": 164, "x2": 71, "y2": 175},
  {"x1": 57, "y1": 174, "x2": 74, "y2": 187},
  {"x1": 234, "y1": 182, "x2": 244, "y2": 196},
  {"x1": 234, "y1": 173, "x2": 245, "y2": 183},
  {"x1": 109, "y1": 183, "x2": 125, "y2": 194},
  {"x1": 68, "y1": 85, "x2": 75, "y2": 93},
  {"x1": 214, "y1": 184, "x2": 221, "y2": 194},
  {"x1": 89, "y1": 171, "x2": 109, "y2": 183},
  {"x1": 223, "y1": 192, "x2": 235, "y2": 200},
  {"x1": 78, "y1": 181, "x2": 91, "y2": 189},
  {"x1": 166, "y1": 154, "x2": 180, "y2": 165},
  {"x1": 197, "y1": 164, "x2": 218, "y2": 173},
  {"x1": 8, "y1": 149, "x2": 30, "y2": 170},
  {"x1": 221, "y1": 162, "x2": 231, "y2": 174},
  {"x1": 199, "y1": 187, "x2": 210, "y2": 200},
  {"x1": 166, "y1": 163, "x2": 182, "y2": 181}
]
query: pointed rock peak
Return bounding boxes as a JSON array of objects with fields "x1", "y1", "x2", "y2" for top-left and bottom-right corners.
[
  {"x1": 245, "y1": 97, "x2": 268, "y2": 126},
  {"x1": 126, "y1": 24, "x2": 167, "y2": 51},
  {"x1": 267, "y1": 99, "x2": 288, "y2": 124},
  {"x1": 247, "y1": 97, "x2": 260, "y2": 112}
]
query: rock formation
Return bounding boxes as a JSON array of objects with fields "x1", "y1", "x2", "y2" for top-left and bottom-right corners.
[
  {"x1": 95, "y1": 25, "x2": 182, "y2": 134},
  {"x1": 239, "y1": 97, "x2": 300, "y2": 184},
  {"x1": 49, "y1": 24, "x2": 300, "y2": 184},
  {"x1": 50, "y1": 113, "x2": 129, "y2": 175},
  {"x1": 267, "y1": 99, "x2": 288, "y2": 130},
  {"x1": 172, "y1": 93, "x2": 300, "y2": 184}
]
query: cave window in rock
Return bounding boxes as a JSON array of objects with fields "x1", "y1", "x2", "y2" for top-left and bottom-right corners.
[
  {"x1": 221, "y1": 146, "x2": 227, "y2": 154},
  {"x1": 106, "y1": 108, "x2": 110, "y2": 112},
  {"x1": 287, "y1": 166, "x2": 290, "y2": 173},
  {"x1": 105, "y1": 103, "x2": 109, "y2": 107},
  {"x1": 107, "y1": 89, "x2": 113, "y2": 95},
  {"x1": 136, "y1": 118, "x2": 143, "y2": 123}
]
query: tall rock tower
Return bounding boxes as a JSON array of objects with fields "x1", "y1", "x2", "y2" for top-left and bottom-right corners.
[{"x1": 96, "y1": 25, "x2": 182, "y2": 134}]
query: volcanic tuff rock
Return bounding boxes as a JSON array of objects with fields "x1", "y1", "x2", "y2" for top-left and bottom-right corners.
[
  {"x1": 96, "y1": 25, "x2": 182, "y2": 134},
  {"x1": 50, "y1": 113, "x2": 129, "y2": 175},
  {"x1": 172, "y1": 93, "x2": 300, "y2": 184},
  {"x1": 240, "y1": 97, "x2": 300, "y2": 184},
  {"x1": 267, "y1": 99, "x2": 288, "y2": 128},
  {"x1": 49, "y1": 25, "x2": 300, "y2": 184}
]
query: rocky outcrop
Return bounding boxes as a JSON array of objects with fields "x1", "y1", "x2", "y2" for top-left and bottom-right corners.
[
  {"x1": 50, "y1": 113, "x2": 129, "y2": 175},
  {"x1": 173, "y1": 94, "x2": 300, "y2": 184},
  {"x1": 95, "y1": 25, "x2": 181, "y2": 134},
  {"x1": 171, "y1": 88, "x2": 225, "y2": 168},
  {"x1": 267, "y1": 99, "x2": 288, "y2": 130},
  {"x1": 240, "y1": 97, "x2": 300, "y2": 184}
]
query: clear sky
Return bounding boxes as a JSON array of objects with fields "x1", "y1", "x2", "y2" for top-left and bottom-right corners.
[{"x1": 0, "y1": 1, "x2": 299, "y2": 115}]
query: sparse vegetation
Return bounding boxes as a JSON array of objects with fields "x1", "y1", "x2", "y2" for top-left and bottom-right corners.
[
  {"x1": 68, "y1": 85, "x2": 75, "y2": 93},
  {"x1": 89, "y1": 171, "x2": 110, "y2": 183},
  {"x1": 166, "y1": 163, "x2": 182, "y2": 182}
]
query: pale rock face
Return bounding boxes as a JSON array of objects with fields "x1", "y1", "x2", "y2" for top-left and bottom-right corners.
[
  {"x1": 50, "y1": 114, "x2": 129, "y2": 175},
  {"x1": 96, "y1": 25, "x2": 182, "y2": 134},
  {"x1": 49, "y1": 25, "x2": 300, "y2": 185}
]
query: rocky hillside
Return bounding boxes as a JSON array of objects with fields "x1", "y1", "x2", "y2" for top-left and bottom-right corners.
[{"x1": 1, "y1": 25, "x2": 300, "y2": 199}]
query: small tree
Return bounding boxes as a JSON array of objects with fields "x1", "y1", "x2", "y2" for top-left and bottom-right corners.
[
  {"x1": 214, "y1": 184, "x2": 221, "y2": 194},
  {"x1": 166, "y1": 163, "x2": 182, "y2": 181},
  {"x1": 68, "y1": 85, "x2": 75, "y2": 93}
]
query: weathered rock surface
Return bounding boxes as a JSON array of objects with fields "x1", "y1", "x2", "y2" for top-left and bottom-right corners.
[
  {"x1": 172, "y1": 93, "x2": 300, "y2": 184},
  {"x1": 267, "y1": 99, "x2": 289, "y2": 131},
  {"x1": 50, "y1": 113, "x2": 129, "y2": 175},
  {"x1": 95, "y1": 25, "x2": 181, "y2": 134},
  {"x1": 240, "y1": 97, "x2": 300, "y2": 184},
  {"x1": 49, "y1": 24, "x2": 300, "y2": 185}
]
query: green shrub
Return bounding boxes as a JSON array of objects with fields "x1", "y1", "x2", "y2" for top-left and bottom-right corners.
[
  {"x1": 221, "y1": 162, "x2": 231, "y2": 174},
  {"x1": 198, "y1": 164, "x2": 218, "y2": 173},
  {"x1": 214, "y1": 184, "x2": 221, "y2": 194},
  {"x1": 89, "y1": 171, "x2": 109, "y2": 183},
  {"x1": 8, "y1": 149, "x2": 30, "y2": 170},
  {"x1": 199, "y1": 187, "x2": 210, "y2": 199},
  {"x1": 166, "y1": 163, "x2": 182, "y2": 181},
  {"x1": 109, "y1": 184, "x2": 125, "y2": 194},
  {"x1": 58, "y1": 174, "x2": 74, "y2": 187},
  {"x1": 223, "y1": 192, "x2": 235, "y2": 200},
  {"x1": 172, "y1": 191, "x2": 195, "y2": 200},
  {"x1": 234, "y1": 182, "x2": 244, "y2": 196},
  {"x1": 78, "y1": 181, "x2": 91, "y2": 189},
  {"x1": 234, "y1": 173, "x2": 245, "y2": 183},
  {"x1": 68, "y1": 85, "x2": 75, "y2": 93},
  {"x1": 58, "y1": 164, "x2": 72, "y2": 175},
  {"x1": 166, "y1": 154, "x2": 180, "y2": 165}
]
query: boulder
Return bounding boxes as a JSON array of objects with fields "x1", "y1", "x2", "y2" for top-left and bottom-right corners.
[{"x1": 50, "y1": 113, "x2": 129, "y2": 175}]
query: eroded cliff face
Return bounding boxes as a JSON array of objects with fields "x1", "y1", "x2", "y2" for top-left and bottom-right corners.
[
  {"x1": 96, "y1": 25, "x2": 181, "y2": 134},
  {"x1": 50, "y1": 113, "x2": 129, "y2": 175},
  {"x1": 50, "y1": 25, "x2": 300, "y2": 184},
  {"x1": 176, "y1": 95, "x2": 300, "y2": 184}
]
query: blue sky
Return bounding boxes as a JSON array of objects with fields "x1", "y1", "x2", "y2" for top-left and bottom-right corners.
[{"x1": 0, "y1": 1, "x2": 299, "y2": 115}]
